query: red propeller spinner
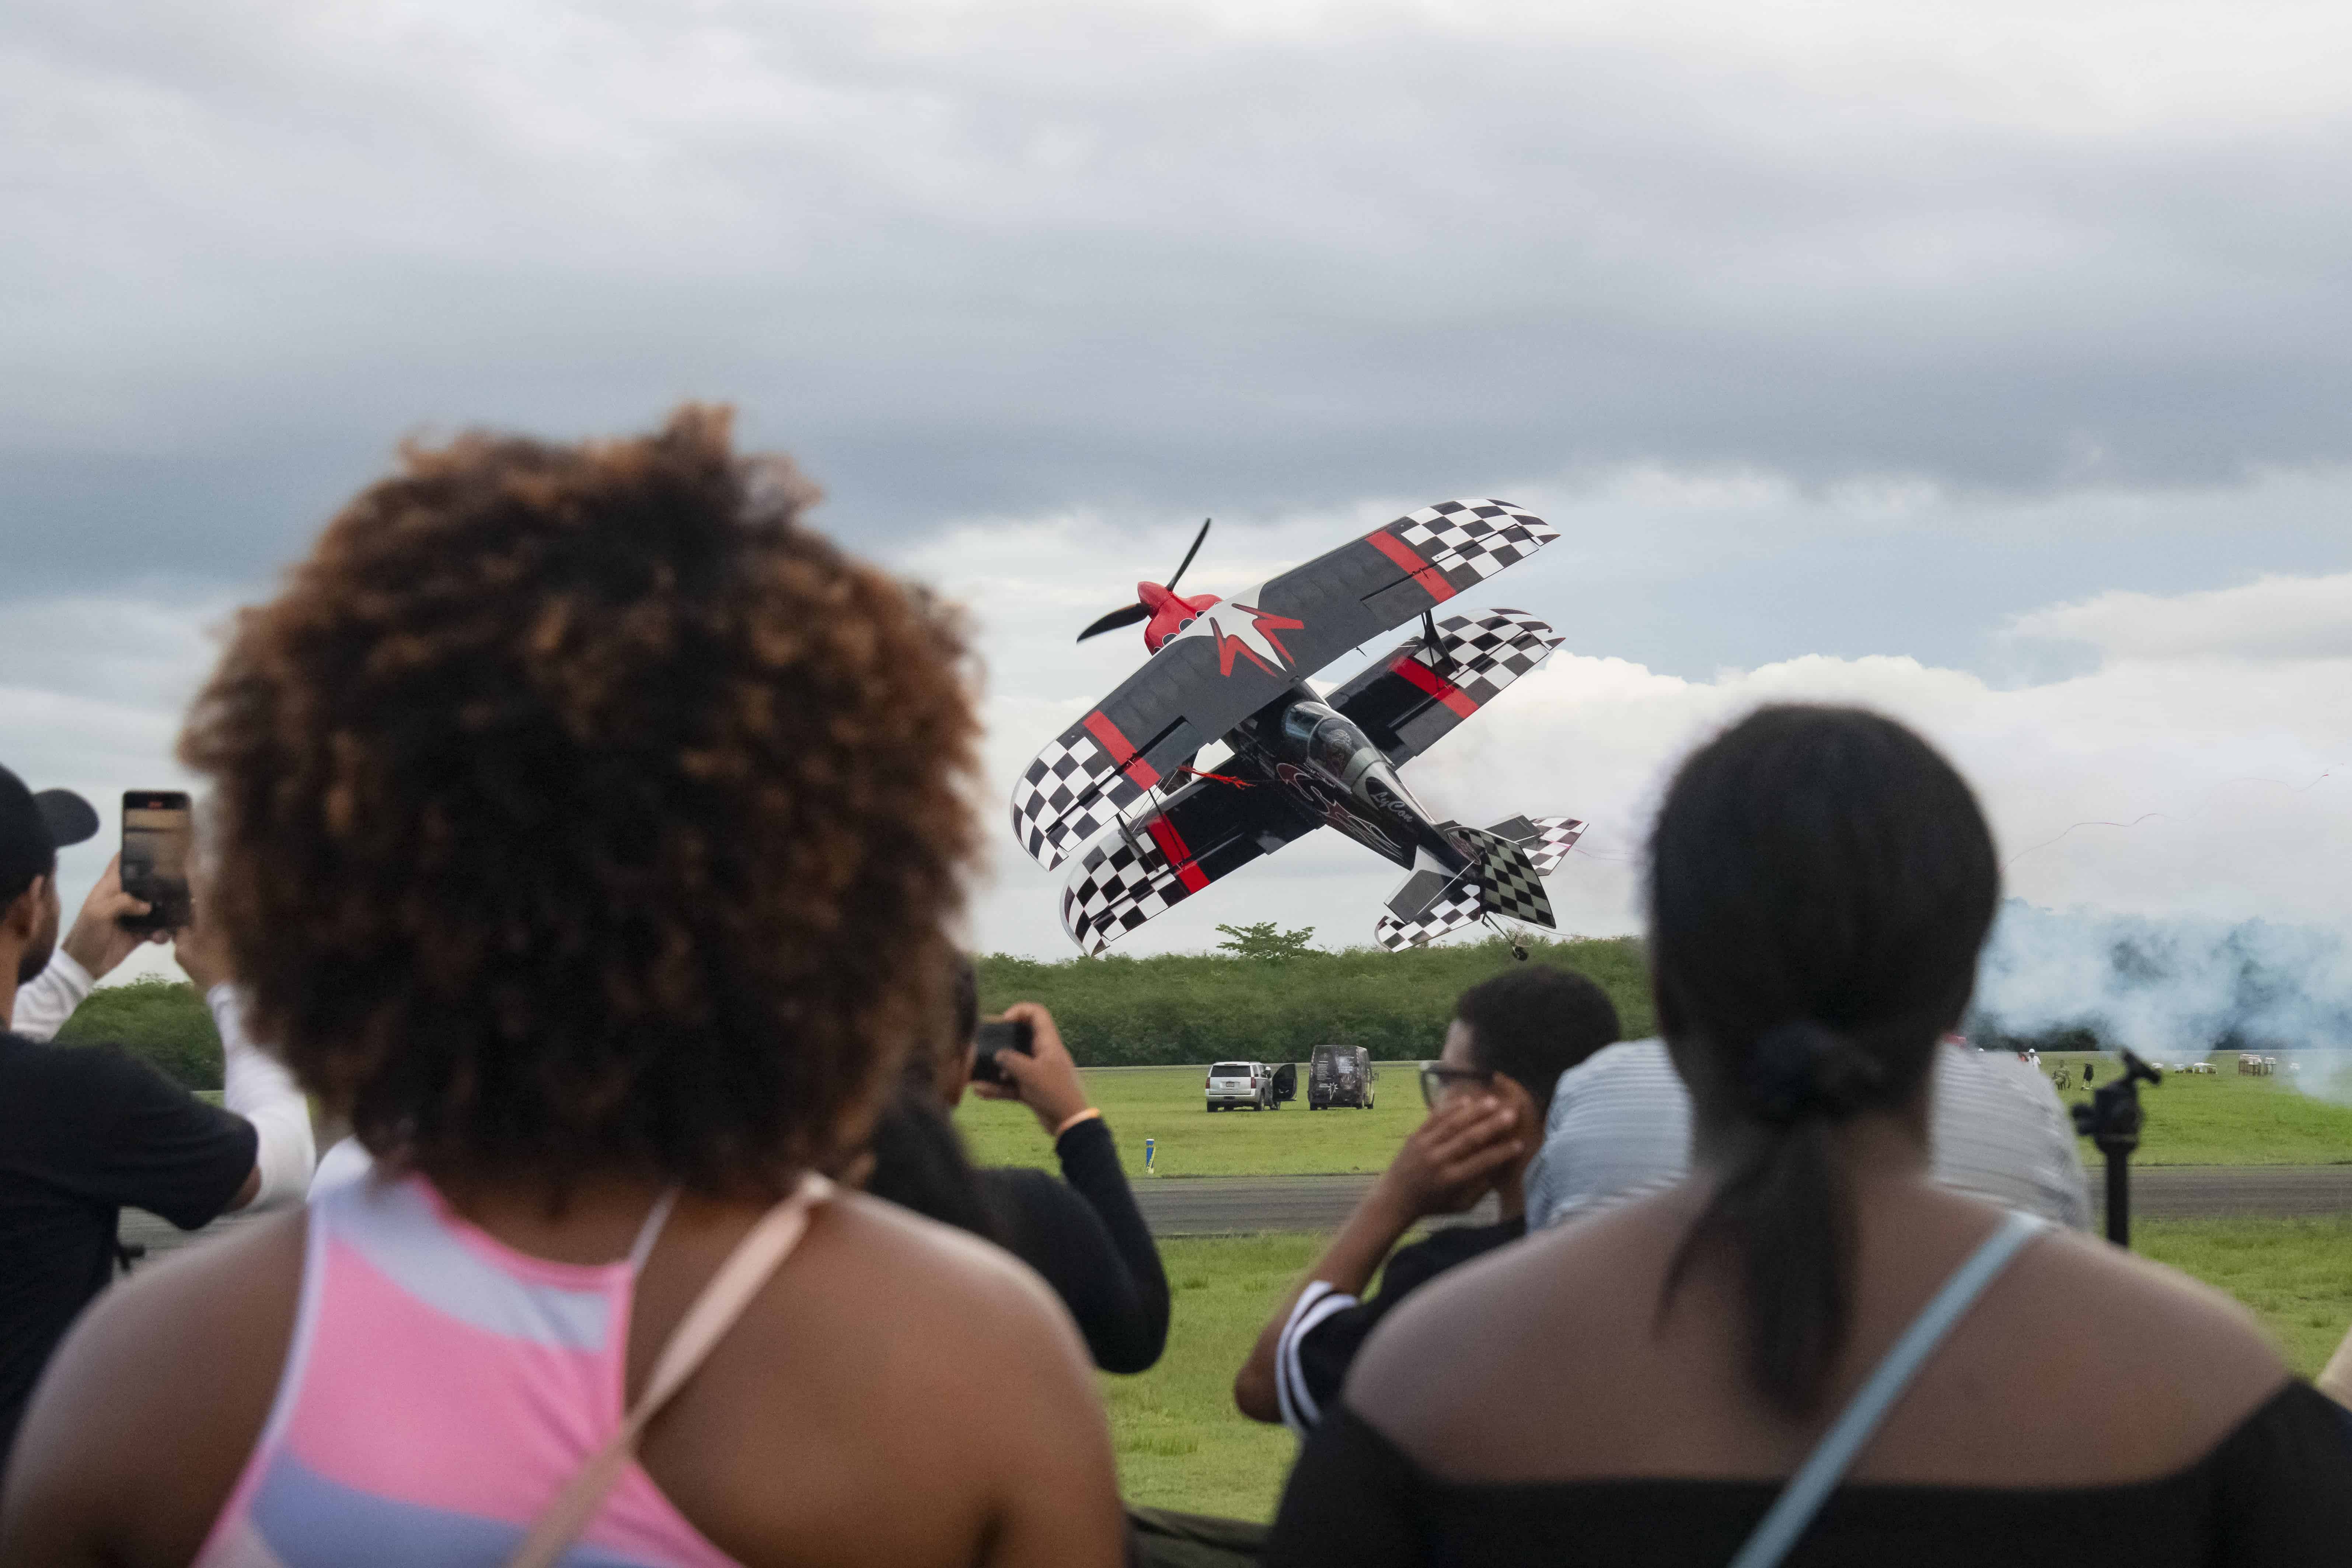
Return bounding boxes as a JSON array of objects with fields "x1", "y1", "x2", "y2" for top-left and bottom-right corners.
[{"x1": 1075, "y1": 517, "x2": 1220, "y2": 652}]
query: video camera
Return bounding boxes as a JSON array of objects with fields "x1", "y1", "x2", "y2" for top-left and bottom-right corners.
[{"x1": 2071, "y1": 1048, "x2": 2162, "y2": 1247}]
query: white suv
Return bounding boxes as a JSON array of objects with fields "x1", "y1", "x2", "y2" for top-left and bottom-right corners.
[{"x1": 1204, "y1": 1061, "x2": 1295, "y2": 1111}]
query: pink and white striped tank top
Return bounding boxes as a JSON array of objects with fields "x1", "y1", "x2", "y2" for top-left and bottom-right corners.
[{"x1": 196, "y1": 1172, "x2": 742, "y2": 1568}]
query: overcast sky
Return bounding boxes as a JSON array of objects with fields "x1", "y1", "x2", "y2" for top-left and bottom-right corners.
[{"x1": 5, "y1": 0, "x2": 2350, "y2": 970}]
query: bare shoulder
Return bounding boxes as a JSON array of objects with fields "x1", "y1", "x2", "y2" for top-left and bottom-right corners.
[
  {"x1": 722, "y1": 1188, "x2": 1100, "y2": 1411},
  {"x1": 1, "y1": 1209, "x2": 304, "y2": 1567},
  {"x1": 800, "y1": 1190, "x2": 1081, "y2": 1343},
  {"x1": 651, "y1": 1191, "x2": 1121, "y2": 1568},
  {"x1": 1351, "y1": 1201, "x2": 1664, "y2": 1445},
  {"x1": 1982, "y1": 1223, "x2": 2285, "y2": 1419}
]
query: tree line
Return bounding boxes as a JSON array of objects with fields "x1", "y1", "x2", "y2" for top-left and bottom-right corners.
[{"x1": 50, "y1": 936, "x2": 1657, "y2": 1087}]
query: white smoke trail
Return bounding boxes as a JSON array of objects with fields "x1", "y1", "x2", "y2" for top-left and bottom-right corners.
[{"x1": 1972, "y1": 901, "x2": 2352, "y2": 1103}]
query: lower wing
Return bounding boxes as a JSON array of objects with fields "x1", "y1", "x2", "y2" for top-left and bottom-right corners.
[{"x1": 1060, "y1": 765, "x2": 1318, "y2": 954}]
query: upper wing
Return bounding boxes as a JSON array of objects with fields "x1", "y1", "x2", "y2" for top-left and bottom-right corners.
[
  {"x1": 1011, "y1": 500, "x2": 1559, "y2": 868},
  {"x1": 1060, "y1": 766, "x2": 1318, "y2": 954},
  {"x1": 1325, "y1": 610, "x2": 1563, "y2": 765}
]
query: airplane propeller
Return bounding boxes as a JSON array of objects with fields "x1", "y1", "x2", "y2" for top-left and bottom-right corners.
[{"x1": 1075, "y1": 517, "x2": 1214, "y2": 642}]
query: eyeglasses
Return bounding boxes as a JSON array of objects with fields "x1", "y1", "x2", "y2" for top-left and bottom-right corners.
[{"x1": 1419, "y1": 1063, "x2": 1496, "y2": 1108}]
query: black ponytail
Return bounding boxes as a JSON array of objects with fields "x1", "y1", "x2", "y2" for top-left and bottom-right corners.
[{"x1": 1650, "y1": 707, "x2": 1997, "y2": 1418}]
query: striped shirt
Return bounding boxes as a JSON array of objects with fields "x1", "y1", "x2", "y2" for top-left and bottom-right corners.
[{"x1": 1526, "y1": 1039, "x2": 2093, "y2": 1232}]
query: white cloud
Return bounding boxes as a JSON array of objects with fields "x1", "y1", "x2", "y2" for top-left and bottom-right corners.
[
  {"x1": 9, "y1": 488, "x2": 2351, "y2": 969},
  {"x1": 2007, "y1": 569, "x2": 2352, "y2": 662}
]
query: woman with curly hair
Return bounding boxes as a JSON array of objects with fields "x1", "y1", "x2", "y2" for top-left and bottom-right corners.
[{"x1": 0, "y1": 409, "x2": 1124, "y2": 1568}]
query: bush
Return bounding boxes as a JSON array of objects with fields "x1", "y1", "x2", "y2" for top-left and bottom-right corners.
[
  {"x1": 55, "y1": 977, "x2": 223, "y2": 1090},
  {"x1": 976, "y1": 936, "x2": 1651, "y2": 1066},
  {"x1": 43, "y1": 937, "x2": 1658, "y2": 1083}
]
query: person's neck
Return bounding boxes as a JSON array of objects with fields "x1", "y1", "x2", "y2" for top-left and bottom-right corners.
[
  {"x1": 1691, "y1": 1108, "x2": 1931, "y2": 1183},
  {"x1": 0, "y1": 939, "x2": 21, "y2": 1031},
  {"x1": 1495, "y1": 1161, "x2": 1527, "y2": 1223}
]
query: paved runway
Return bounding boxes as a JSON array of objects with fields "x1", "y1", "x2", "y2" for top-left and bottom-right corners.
[
  {"x1": 119, "y1": 1163, "x2": 2352, "y2": 1263},
  {"x1": 1130, "y1": 1164, "x2": 2352, "y2": 1234}
]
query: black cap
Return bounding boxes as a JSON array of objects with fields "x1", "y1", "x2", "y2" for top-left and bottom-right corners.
[{"x1": 0, "y1": 766, "x2": 98, "y2": 902}]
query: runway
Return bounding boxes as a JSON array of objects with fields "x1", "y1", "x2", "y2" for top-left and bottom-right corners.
[
  {"x1": 118, "y1": 1163, "x2": 2352, "y2": 1262},
  {"x1": 1130, "y1": 1163, "x2": 2352, "y2": 1234}
]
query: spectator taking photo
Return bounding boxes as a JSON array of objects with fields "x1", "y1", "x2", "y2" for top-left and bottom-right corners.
[
  {"x1": 867, "y1": 959, "x2": 1170, "y2": 1375},
  {"x1": 0, "y1": 766, "x2": 313, "y2": 1475}
]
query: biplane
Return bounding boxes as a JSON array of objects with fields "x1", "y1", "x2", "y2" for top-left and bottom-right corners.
[{"x1": 1009, "y1": 500, "x2": 1582, "y2": 955}]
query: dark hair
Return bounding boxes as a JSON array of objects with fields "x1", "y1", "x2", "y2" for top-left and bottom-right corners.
[
  {"x1": 863, "y1": 1081, "x2": 1003, "y2": 1243},
  {"x1": 1652, "y1": 705, "x2": 1997, "y2": 1417},
  {"x1": 950, "y1": 953, "x2": 979, "y2": 1048},
  {"x1": 180, "y1": 406, "x2": 981, "y2": 1198},
  {"x1": 1454, "y1": 965, "x2": 1621, "y2": 1117}
]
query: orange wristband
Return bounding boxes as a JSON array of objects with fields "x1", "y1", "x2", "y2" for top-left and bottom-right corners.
[{"x1": 1054, "y1": 1107, "x2": 1103, "y2": 1139}]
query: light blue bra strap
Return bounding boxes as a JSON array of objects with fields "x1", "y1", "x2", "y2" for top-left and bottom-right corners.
[{"x1": 1725, "y1": 1209, "x2": 2051, "y2": 1568}]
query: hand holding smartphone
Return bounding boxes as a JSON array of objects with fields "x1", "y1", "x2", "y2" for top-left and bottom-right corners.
[
  {"x1": 119, "y1": 790, "x2": 193, "y2": 932},
  {"x1": 969, "y1": 1019, "x2": 1036, "y2": 1086}
]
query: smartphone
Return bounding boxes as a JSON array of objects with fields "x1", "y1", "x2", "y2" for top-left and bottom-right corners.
[
  {"x1": 120, "y1": 790, "x2": 193, "y2": 932},
  {"x1": 970, "y1": 1019, "x2": 1036, "y2": 1086}
]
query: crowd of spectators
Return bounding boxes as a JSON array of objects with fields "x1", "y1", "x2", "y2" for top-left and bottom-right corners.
[{"x1": 0, "y1": 408, "x2": 2347, "y2": 1567}]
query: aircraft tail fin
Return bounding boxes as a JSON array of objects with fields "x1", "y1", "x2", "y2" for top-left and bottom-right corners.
[{"x1": 1372, "y1": 823, "x2": 1562, "y2": 951}]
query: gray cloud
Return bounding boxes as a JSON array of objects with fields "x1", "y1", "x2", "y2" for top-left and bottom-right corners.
[{"x1": 7, "y1": 0, "x2": 2352, "y2": 604}]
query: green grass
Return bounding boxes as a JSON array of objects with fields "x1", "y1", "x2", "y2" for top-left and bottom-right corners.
[
  {"x1": 1103, "y1": 1233, "x2": 1322, "y2": 1521},
  {"x1": 2136, "y1": 1216, "x2": 2352, "y2": 1373},
  {"x1": 964, "y1": 1053, "x2": 2352, "y2": 1179},
  {"x1": 1109, "y1": 1219, "x2": 2352, "y2": 1521},
  {"x1": 2035, "y1": 1053, "x2": 2352, "y2": 1166},
  {"x1": 956, "y1": 1066, "x2": 1431, "y2": 1177}
]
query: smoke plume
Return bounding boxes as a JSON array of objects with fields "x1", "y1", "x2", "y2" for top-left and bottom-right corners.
[{"x1": 1971, "y1": 901, "x2": 2352, "y2": 1101}]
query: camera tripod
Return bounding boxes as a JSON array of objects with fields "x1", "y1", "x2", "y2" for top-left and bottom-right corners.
[{"x1": 2070, "y1": 1049, "x2": 2162, "y2": 1247}]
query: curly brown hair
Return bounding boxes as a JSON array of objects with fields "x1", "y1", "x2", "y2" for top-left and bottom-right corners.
[{"x1": 181, "y1": 406, "x2": 980, "y2": 1197}]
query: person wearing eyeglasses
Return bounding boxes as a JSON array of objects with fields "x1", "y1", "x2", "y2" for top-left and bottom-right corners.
[{"x1": 1233, "y1": 967, "x2": 1622, "y2": 1432}]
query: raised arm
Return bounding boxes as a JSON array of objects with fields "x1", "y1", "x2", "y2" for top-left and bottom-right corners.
[{"x1": 1233, "y1": 1094, "x2": 1521, "y2": 1427}]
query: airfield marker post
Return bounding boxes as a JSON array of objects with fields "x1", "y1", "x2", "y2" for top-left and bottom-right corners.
[{"x1": 1144, "y1": 1137, "x2": 1155, "y2": 1176}]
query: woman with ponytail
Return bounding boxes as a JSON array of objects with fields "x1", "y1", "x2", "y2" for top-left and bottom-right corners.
[{"x1": 1268, "y1": 705, "x2": 2352, "y2": 1568}]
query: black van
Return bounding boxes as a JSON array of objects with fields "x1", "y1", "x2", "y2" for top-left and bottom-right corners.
[{"x1": 1308, "y1": 1043, "x2": 1376, "y2": 1109}]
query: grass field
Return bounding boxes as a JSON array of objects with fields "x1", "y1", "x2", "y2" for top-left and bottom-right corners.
[
  {"x1": 1107, "y1": 1218, "x2": 2352, "y2": 1522},
  {"x1": 960, "y1": 1054, "x2": 2352, "y2": 1178},
  {"x1": 956, "y1": 1066, "x2": 1430, "y2": 1177},
  {"x1": 2037, "y1": 1053, "x2": 2352, "y2": 1166}
]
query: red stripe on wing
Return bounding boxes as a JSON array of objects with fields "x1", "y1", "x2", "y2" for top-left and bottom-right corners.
[
  {"x1": 1145, "y1": 815, "x2": 1212, "y2": 893},
  {"x1": 1391, "y1": 655, "x2": 1479, "y2": 718},
  {"x1": 1082, "y1": 710, "x2": 1162, "y2": 789},
  {"x1": 1364, "y1": 530, "x2": 1457, "y2": 603}
]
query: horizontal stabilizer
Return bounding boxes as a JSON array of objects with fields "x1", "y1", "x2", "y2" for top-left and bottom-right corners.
[
  {"x1": 1373, "y1": 821, "x2": 1565, "y2": 952},
  {"x1": 1485, "y1": 815, "x2": 1585, "y2": 875}
]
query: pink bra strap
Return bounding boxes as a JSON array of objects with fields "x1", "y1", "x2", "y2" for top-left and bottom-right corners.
[{"x1": 505, "y1": 1173, "x2": 831, "y2": 1568}]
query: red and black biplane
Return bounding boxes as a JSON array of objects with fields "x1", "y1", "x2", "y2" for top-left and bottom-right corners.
[{"x1": 1010, "y1": 500, "x2": 1584, "y2": 955}]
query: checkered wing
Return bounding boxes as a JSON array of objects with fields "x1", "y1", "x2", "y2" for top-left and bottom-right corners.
[
  {"x1": 1373, "y1": 885, "x2": 1484, "y2": 951},
  {"x1": 1326, "y1": 610, "x2": 1563, "y2": 765},
  {"x1": 1520, "y1": 816, "x2": 1585, "y2": 875},
  {"x1": 1059, "y1": 767, "x2": 1318, "y2": 954},
  {"x1": 1389, "y1": 500, "x2": 1559, "y2": 584},
  {"x1": 1062, "y1": 835, "x2": 1193, "y2": 956},
  {"x1": 1010, "y1": 723, "x2": 1155, "y2": 870},
  {"x1": 1480, "y1": 814, "x2": 1585, "y2": 875}
]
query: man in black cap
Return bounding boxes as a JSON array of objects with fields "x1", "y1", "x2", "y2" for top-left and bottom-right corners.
[{"x1": 0, "y1": 766, "x2": 275, "y2": 1473}]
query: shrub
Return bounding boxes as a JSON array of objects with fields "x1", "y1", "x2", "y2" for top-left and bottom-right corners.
[{"x1": 55, "y1": 977, "x2": 224, "y2": 1090}]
